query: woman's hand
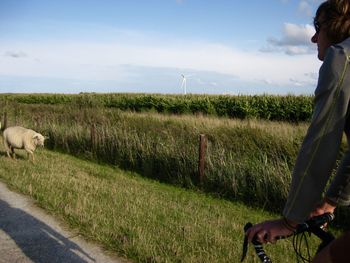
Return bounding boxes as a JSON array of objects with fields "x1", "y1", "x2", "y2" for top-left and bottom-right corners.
[
  {"x1": 245, "y1": 218, "x2": 297, "y2": 244},
  {"x1": 310, "y1": 199, "x2": 336, "y2": 218}
]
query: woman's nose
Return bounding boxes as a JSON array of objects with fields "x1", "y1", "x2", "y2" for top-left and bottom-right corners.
[{"x1": 311, "y1": 33, "x2": 318, "y2": 43}]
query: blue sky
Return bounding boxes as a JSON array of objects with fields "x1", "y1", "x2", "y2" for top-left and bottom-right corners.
[{"x1": 0, "y1": 0, "x2": 324, "y2": 95}]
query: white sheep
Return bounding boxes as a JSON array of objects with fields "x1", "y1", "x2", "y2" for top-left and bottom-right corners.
[{"x1": 3, "y1": 126, "x2": 46, "y2": 162}]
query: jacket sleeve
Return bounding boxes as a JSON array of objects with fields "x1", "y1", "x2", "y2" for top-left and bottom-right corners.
[
  {"x1": 283, "y1": 45, "x2": 350, "y2": 223},
  {"x1": 326, "y1": 148, "x2": 350, "y2": 206}
]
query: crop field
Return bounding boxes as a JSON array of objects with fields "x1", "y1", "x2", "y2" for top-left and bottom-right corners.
[{"x1": 0, "y1": 92, "x2": 314, "y2": 122}]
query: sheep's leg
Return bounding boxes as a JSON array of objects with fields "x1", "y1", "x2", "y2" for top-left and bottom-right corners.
[
  {"x1": 26, "y1": 150, "x2": 34, "y2": 163},
  {"x1": 5, "y1": 146, "x2": 11, "y2": 158},
  {"x1": 10, "y1": 147, "x2": 16, "y2": 159},
  {"x1": 4, "y1": 141, "x2": 12, "y2": 158}
]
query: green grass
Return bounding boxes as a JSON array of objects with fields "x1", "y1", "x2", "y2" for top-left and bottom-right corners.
[
  {"x1": 1, "y1": 103, "x2": 311, "y2": 212},
  {"x1": 0, "y1": 142, "x2": 327, "y2": 263}
]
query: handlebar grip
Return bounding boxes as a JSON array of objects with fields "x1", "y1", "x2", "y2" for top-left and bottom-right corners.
[
  {"x1": 306, "y1": 213, "x2": 334, "y2": 226},
  {"x1": 296, "y1": 213, "x2": 335, "y2": 233}
]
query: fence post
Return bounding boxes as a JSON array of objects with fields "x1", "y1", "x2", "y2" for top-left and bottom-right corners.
[{"x1": 198, "y1": 134, "x2": 207, "y2": 183}]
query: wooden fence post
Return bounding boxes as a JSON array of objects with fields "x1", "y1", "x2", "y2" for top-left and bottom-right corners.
[{"x1": 198, "y1": 134, "x2": 207, "y2": 183}]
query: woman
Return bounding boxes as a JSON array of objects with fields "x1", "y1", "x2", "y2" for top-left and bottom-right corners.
[{"x1": 246, "y1": 1, "x2": 350, "y2": 262}]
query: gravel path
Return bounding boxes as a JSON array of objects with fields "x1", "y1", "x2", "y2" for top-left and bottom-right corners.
[{"x1": 0, "y1": 181, "x2": 129, "y2": 263}]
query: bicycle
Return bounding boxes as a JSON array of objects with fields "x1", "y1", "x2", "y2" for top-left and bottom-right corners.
[{"x1": 240, "y1": 213, "x2": 335, "y2": 263}]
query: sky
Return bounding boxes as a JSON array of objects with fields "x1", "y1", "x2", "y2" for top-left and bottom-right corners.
[{"x1": 0, "y1": 0, "x2": 325, "y2": 95}]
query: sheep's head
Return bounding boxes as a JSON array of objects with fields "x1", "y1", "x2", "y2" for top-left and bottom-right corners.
[{"x1": 33, "y1": 133, "x2": 46, "y2": 147}]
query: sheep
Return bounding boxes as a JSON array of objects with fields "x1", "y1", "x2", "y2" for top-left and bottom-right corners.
[{"x1": 3, "y1": 126, "x2": 46, "y2": 162}]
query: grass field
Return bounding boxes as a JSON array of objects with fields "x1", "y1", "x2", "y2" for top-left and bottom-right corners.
[
  {"x1": 0, "y1": 103, "x2": 312, "y2": 213},
  {"x1": 0, "y1": 138, "x2": 326, "y2": 263}
]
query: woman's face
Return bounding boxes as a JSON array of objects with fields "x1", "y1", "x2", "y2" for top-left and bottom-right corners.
[{"x1": 311, "y1": 14, "x2": 332, "y2": 61}]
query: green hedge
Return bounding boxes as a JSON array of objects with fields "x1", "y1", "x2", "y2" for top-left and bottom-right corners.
[{"x1": 0, "y1": 93, "x2": 314, "y2": 122}]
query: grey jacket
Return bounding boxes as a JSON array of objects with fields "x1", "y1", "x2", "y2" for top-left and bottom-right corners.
[{"x1": 283, "y1": 37, "x2": 350, "y2": 223}]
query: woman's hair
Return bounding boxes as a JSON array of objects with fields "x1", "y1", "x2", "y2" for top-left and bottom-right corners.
[{"x1": 315, "y1": 0, "x2": 350, "y2": 44}]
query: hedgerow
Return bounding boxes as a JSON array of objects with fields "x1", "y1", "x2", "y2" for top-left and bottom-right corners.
[{"x1": 0, "y1": 93, "x2": 314, "y2": 122}]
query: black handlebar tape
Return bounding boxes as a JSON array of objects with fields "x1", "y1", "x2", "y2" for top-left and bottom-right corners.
[
  {"x1": 240, "y1": 223, "x2": 251, "y2": 262},
  {"x1": 296, "y1": 213, "x2": 335, "y2": 252},
  {"x1": 242, "y1": 222, "x2": 273, "y2": 263},
  {"x1": 296, "y1": 213, "x2": 335, "y2": 233}
]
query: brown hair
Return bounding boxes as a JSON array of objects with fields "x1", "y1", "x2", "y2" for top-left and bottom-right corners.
[{"x1": 315, "y1": 0, "x2": 350, "y2": 44}]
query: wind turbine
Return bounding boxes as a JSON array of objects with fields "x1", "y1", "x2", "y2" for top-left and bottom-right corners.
[{"x1": 180, "y1": 74, "x2": 187, "y2": 95}]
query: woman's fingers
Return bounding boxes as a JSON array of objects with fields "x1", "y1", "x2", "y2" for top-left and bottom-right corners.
[
  {"x1": 256, "y1": 230, "x2": 268, "y2": 243},
  {"x1": 245, "y1": 219, "x2": 292, "y2": 244},
  {"x1": 246, "y1": 225, "x2": 270, "y2": 244},
  {"x1": 246, "y1": 225, "x2": 262, "y2": 242}
]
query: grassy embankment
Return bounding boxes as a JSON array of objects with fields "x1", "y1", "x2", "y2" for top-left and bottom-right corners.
[
  {"x1": 1, "y1": 103, "x2": 311, "y2": 213},
  {"x1": 0, "y1": 143, "x2": 324, "y2": 263}
]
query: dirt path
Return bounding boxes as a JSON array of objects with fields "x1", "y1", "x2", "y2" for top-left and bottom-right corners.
[{"x1": 0, "y1": 181, "x2": 129, "y2": 263}]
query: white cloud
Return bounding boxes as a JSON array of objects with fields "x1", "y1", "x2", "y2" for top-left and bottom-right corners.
[
  {"x1": 285, "y1": 46, "x2": 312, "y2": 55},
  {"x1": 299, "y1": 1, "x2": 313, "y2": 16},
  {"x1": 298, "y1": 0, "x2": 325, "y2": 17},
  {"x1": 263, "y1": 23, "x2": 315, "y2": 55},
  {"x1": 4, "y1": 50, "x2": 27, "y2": 58},
  {"x1": 273, "y1": 23, "x2": 314, "y2": 46}
]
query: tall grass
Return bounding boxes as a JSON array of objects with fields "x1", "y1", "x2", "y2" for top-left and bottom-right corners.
[{"x1": 0, "y1": 102, "x2": 313, "y2": 213}]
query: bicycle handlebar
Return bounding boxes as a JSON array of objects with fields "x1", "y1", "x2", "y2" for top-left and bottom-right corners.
[{"x1": 241, "y1": 213, "x2": 335, "y2": 263}]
